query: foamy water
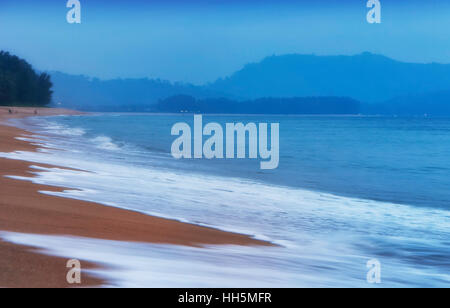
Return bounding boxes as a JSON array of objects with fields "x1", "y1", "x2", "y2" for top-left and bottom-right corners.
[{"x1": 1, "y1": 115, "x2": 449, "y2": 287}]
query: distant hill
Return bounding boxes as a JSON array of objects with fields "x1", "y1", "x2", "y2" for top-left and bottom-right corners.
[
  {"x1": 208, "y1": 53, "x2": 450, "y2": 103},
  {"x1": 153, "y1": 95, "x2": 361, "y2": 115},
  {"x1": 50, "y1": 72, "x2": 226, "y2": 111},
  {"x1": 364, "y1": 91, "x2": 450, "y2": 116},
  {"x1": 50, "y1": 53, "x2": 450, "y2": 115}
]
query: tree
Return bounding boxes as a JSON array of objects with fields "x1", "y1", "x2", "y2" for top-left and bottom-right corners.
[{"x1": 0, "y1": 51, "x2": 53, "y2": 106}]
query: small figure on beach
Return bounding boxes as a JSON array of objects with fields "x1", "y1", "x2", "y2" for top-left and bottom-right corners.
[{"x1": 8, "y1": 109, "x2": 12, "y2": 114}]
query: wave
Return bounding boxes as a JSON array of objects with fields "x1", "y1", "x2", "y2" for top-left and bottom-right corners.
[
  {"x1": 45, "y1": 124, "x2": 86, "y2": 136},
  {"x1": 2, "y1": 116, "x2": 449, "y2": 287},
  {"x1": 90, "y1": 136, "x2": 121, "y2": 151}
]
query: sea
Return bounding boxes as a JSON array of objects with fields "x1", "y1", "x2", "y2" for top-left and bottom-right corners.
[{"x1": 1, "y1": 113, "x2": 449, "y2": 287}]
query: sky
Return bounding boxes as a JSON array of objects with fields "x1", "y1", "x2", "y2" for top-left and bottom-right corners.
[{"x1": 1, "y1": 0, "x2": 449, "y2": 84}]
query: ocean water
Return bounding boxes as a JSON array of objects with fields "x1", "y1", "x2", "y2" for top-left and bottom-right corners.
[{"x1": 2, "y1": 114, "x2": 450, "y2": 287}]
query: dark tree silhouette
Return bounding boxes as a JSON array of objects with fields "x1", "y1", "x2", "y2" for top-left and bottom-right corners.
[{"x1": 0, "y1": 51, "x2": 53, "y2": 106}]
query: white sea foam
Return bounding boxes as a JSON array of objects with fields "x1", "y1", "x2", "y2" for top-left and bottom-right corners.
[
  {"x1": 1, "y1": 145, "x2": 449, "y2": 287},
  {"x1": 90, "y1": 136, "x2": 121, "y2": 151},
  {"x1": 45, "y1": 124, "x2": 86, "y2": 136},
  {"x1": 0, "y1": 231, "x2": 382, "y2": 288},
  {"x1": 1, "y1": 117, "x2": 449, "y2": 287}
]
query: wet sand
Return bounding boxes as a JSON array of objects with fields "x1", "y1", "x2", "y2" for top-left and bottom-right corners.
[{"x1": 0, "y1": 107, "x2": 271, "y2": 288}]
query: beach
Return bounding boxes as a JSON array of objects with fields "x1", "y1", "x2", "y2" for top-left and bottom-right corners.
[
  {"x1": 1, "y1": 108, "x2": 449, "y2": 288},
  {"x1": 0, "y1": 107, "x2": 270, "y2": 288}
]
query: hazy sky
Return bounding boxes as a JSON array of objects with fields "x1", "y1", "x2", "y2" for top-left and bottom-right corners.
[{"x1": 1, "y1": 0, "x2": 449, "y2": 84}]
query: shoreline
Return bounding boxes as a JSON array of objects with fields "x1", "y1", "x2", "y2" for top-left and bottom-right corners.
[{"x1": 0, "y1": 107, "x2": 271, "y2": 288}]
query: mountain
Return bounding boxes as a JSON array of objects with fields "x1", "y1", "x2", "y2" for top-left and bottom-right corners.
[
  {"x1": 50, "y1": 72, "x2": 226, "y2": 111},
  {"x1": 364, "y1": 91, "x2": 450, "y2": 116},
  {"x1": 153, "y1": 95, "x2": 361, "y2": 115},
  {"x1": 207, "y1": 53, "x2": 450, "y2": 103},
  {"x1": 50, "y1": 53, "x2": 450, "y2": 114}
]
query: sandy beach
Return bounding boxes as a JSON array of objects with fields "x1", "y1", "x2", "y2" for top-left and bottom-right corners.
[{"x1": 0, "y1": 107, "x2": 270, "y2": 288}]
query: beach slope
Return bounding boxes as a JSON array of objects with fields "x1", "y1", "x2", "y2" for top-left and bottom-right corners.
[{"x1": 0, "y1": 107, "x2": 271, "y2": 288}]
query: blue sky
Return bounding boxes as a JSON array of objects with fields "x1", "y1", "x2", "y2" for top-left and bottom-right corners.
[{"x1": 1, "y1": 0, "x2": 449, "y2": 84}]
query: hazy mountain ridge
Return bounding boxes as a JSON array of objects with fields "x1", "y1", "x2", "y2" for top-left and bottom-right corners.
[
  {"x1": 208, "y1": 53, "x2": 450, "y2": 103},
  {"x1": 49, "y1": 53, "x2": 450, "y2": 114},
  {"x1": 50, "y1": 72, "x2": 229, "y2": 111}
]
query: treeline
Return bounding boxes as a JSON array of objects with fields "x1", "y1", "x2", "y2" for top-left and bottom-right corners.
[
  {"x1": 0, "y1": 51, "x2": 52, "y2": 106},
  {"x1": 153, "y1": 95, "x2": 361, "y2": 114}
]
